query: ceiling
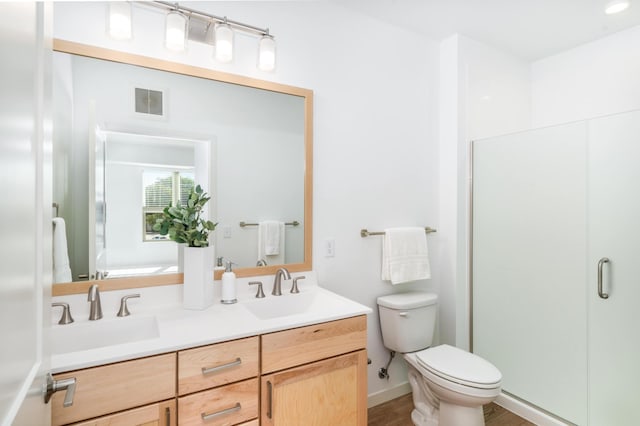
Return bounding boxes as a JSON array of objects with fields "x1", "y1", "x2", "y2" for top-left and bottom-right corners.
[{"x1": 332, "y1": 0, "x2": 640, "y2": 60}]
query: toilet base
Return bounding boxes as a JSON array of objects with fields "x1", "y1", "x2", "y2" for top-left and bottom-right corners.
[{"x1": 405, "y1": 354, "x2": 498, "y2": 426}]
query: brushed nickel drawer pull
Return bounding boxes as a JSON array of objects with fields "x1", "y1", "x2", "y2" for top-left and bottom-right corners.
[
  {"x1": 165, "y1": 406, "x2": 170, "y2": 426},
  {"x1": 201, "y1": 357, "x2": 242, "y2": 375},
  {"x1": 597, "y1": 257, "x2": 610, "y2": 299},
  {"x1": 201, "y1": 402, "x2": 241, "y2": 421},
  {"x1": 267, "y1": 380, "x2": 273, "y2": 419}
]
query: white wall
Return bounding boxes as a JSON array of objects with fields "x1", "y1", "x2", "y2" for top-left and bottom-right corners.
[
  {"x1": 54, "y1": 1, "x2": 441, "y2": 401},
  {"x1": 438, "y1": 34, "x2": 531, "y2": 349},
  {"x1": 532, "y1": 25, "x2": 640, "y2": 126}
]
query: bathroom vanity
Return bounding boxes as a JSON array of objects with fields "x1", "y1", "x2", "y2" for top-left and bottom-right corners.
[{"x1": 50, "y1": 278, "x2": 370, "y2": 426}]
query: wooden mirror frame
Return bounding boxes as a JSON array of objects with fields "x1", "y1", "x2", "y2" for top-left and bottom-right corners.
[{"x1": 52, "y1": 40, "x2": 313, "y2": 296}]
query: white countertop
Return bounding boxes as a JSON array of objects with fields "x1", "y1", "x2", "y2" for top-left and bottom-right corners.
[{"x1": 50, "y1": 272, "x2": 372, "y2": 373}]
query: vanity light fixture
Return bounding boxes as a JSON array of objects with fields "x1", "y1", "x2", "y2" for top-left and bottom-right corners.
[
  {"x1": 214, "y1": 21, "x2": 234, "y2": 63},
  {"x1": 605, "y1": 0, "x2": 631, "y2": 14},
  {"x1": 143, "y1": 1, "x2": 277, "y2": 70},
  {"x1": 258, "y1": 33, "x2": 276, "y2": 72},
  {"x1": 107, "y1": 1, "x2": 132, "y2": 40},
  {"x1": 165, "y1": 9, "x2": 188, "y2": 52}
]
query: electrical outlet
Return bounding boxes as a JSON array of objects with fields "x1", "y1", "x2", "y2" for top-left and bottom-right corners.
[
  {"x1": 325, "y1": 239, "x2": 335, "y2": 257},
  {"x1": 223, "y1": 226, "x2": 232, "y2": 238}
]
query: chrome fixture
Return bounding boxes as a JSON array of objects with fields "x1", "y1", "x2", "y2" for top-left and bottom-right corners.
[
  {"x1": 52, "y1": 302, "x2": 74, "y2": 325},
  {"x1": 597, "y1": 257, "x2": 610, "y2": 299},
  {"x1": 290, "y1": 276, "x2": 305, "y2": 294},
  {"x1": 249, "y1": 281, "x2": 265, "y2": 298},
  {"x1": 141, "y1": 1, "x2": 277, "y2": 70},
  {"x1": 256, "y1": 259, "x2": 267, "y2": 267},
  {"x1": 271, "y1": 268, "x2": 291, "y2": 296},
  {"x1": 44, "y1": 373, "x2": 76, "y2": 407},
  {"x1": 88, "y1": 284, "x2": 103, "y2": 320},
  {"x1": 360, "y1": 226, "x2": 437, "y2": 237},
  {"x1": 117, "y1": 293, "x2": 141, "y2": 317}
]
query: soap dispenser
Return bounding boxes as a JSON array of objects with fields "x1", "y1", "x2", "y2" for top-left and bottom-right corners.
[{"x1": 221, "y1": 261, "x2": 237, "y2": 304}]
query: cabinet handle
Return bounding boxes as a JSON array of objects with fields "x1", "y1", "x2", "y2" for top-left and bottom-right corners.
[
  {"x1": 44, "y1": 373, "x2": 76, "y2": 407},
  {"x1": 201, "y1": 402, "x2": 241, "y2": 421},
  {"x1": 267, "y1": 380, "x2": 273, "y2": 419},
  {"x1": 201, "y1": 357, "x2": 241, "y2": 375},
  {"x1": 597, "y1": 257, "x2": 610, "y2": 299},
  {"x1": 165, "y1": 406, "x2": 170, "y2": 426}
]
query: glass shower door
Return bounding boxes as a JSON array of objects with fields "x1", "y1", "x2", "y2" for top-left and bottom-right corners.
[{"x1": 587, "y1": 110, "x2": 640, "y2": 425}]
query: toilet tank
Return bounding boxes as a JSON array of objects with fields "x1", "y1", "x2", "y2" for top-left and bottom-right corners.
[{"x1": 377, "y1": 292, "x2": 438, "y2": 353}]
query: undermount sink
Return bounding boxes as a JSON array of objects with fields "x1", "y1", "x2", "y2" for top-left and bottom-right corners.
[
  {"x1": 51, "y1": 315, "x2": 160, "y2": 354},
  {"x1": 243, "y1": 290, "x2": 317, "y2": 320}
]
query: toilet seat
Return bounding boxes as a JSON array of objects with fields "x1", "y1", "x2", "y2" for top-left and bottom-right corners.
[{"x1": 415, "y1": 344, "x2": 502, "y2": 390}]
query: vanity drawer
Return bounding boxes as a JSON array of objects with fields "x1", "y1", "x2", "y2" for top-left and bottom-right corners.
[
  {"x1": 70, "y1": 399, "x2": 176, "y2": 426},
  {"x1": 178, "y1": 377, "x2": 259, "y2": 426},
  {"x1": 52, "y1": 353, "x2": 176, "y2": 426},
  {"x1": 261, "y1": 315, "x2": 367, "y2": 374},
  {"x1": 178, "y1": 336, "x2": 259, "y2": 395}
]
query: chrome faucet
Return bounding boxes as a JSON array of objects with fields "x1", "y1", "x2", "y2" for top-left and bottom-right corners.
[
  {"x1": 272, "y1": 268, "x2": 291, "y2": 296},
  {"x1": 87, "y1": 284, "x2": 103, "y2": 320}
]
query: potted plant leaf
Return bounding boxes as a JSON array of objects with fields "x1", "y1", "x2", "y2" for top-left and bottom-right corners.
[{"x1": 153, "y1": 184, "x2": 218, "y2": 309}]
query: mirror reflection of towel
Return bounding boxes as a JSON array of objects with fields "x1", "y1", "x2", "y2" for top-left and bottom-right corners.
[
  {"x1": 53, "y1": 217, "x2": 72, "y2": 283},
  {"x1": 381, "y1": 227, "x2": 431, "y2": 285},
  {"x1": 258, "y1": 221, "x2": 285, "y2": 264}
]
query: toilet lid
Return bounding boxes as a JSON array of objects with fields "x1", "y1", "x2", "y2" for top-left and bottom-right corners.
[{"x1": 416, "y1": 345, "x2": 502, "y2": 389}]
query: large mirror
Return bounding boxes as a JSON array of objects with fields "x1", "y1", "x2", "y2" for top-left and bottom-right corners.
[{"x1": 52, "y1": 40, "x2": 312, "y2": 296}]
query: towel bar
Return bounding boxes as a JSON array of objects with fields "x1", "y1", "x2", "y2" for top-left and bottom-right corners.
[
  {"x1": 240, "y1": 221, "x2": 300, "y2": 228},
  {"x1": 360, "y1": 227, "x2": 437, "y2": 238}
]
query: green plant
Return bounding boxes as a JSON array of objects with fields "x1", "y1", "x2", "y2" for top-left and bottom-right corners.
[{"x1": 152, "y1": 185, "x2": 217, "y2": 247}]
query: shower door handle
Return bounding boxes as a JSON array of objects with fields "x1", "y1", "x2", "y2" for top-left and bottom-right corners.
[{"x1": 597, "y1": 257, "x2": 610, "y2": 299}]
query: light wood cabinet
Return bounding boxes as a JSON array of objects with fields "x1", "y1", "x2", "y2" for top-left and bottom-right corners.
[
  {"x1": 177, "y1": 337, "x2": 260, "y2": 425},
  {"x1": 178, "y1": 378, "x2": 259, "y2": 426},
  {"x1": 52, "y1": 353, "x2": 176, "y2": 426},
  {"x1": 260, "y1": 315, "x2": 368, "y2": 426},
  {"x1": 52, "y1": 315, "x2": 367, "y2": 426},
  {"x1": 70, "y1": 399, "x2": 176, "y2": 426}
]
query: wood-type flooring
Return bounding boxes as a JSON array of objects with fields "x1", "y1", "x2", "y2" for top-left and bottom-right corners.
[{"x1": 368, "y1": 393, "x2": 536, "y2": 426}]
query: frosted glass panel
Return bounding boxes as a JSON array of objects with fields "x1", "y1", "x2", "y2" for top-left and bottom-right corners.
[
  {"x1": 472, "y1": 122, "x2": 588, "y2": 425},
  {"x1": 587, "y1": 110, "x2": 640, "y2": 425}
]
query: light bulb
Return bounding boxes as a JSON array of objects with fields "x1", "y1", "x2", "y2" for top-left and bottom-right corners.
[
  {"x1": 215, "y1": 23, "x2": 234, "y2": 63},
  {"x1": 605, "y1": 0, "x2": 630, "y2": 14},
  {"x1": 108, "y1": 2, "x2": 132, "y2": 40},
  {"x1": 165, "y1": 11, "x2": 188, "y2": 52},
  {"x1": 258, "y1": 35, "x2": 276, "y2": 72}
]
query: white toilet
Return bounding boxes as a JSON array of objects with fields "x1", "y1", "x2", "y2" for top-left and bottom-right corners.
[{"x1": 377, "y1": 292, "x2": 502, "y2": 426}]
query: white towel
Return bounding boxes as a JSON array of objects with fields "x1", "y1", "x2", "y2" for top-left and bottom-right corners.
[
  {"x1": 381, "y1": 227, "x2": 431, "y2": 285},
  {"x1": 53, "y1": 217, "x2": 72, "y2": 283},
  {"x1": 258, "y1": 221, "x2": 285, "y2": 264}
]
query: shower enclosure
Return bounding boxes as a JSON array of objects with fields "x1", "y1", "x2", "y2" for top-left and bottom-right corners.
[{"x1": 472, "y1": 109, "x2": 640, "y2": 425}]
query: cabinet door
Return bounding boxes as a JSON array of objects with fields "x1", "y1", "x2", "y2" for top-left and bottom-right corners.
[
  {"x1": 71, "y1": 399, "x2": 175, "y2": 426},
  {"x1": 52, "y1": 353, "x2": 176, "y2": 425},
  {"x1": 261, "y1": 350, "x2": 367, "y2": 426},
  {"x1": 588, "y1": 110, "x2": 640, "y2": 425}
]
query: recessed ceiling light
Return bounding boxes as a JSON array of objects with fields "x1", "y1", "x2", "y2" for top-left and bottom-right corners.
[{"x1": 605, "y1": 0, "x2": 630, "y2": 14}]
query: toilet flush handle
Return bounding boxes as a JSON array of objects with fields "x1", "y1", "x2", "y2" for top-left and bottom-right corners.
[{"x1": 399, "y1": 312, "x2": 408, "y2": 317}]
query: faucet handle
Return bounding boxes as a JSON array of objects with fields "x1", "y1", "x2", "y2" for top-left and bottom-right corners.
[
  {"x1": 290, "y1": 276, "x2": 306, "y2": 294},
  {"x1": 249, "y1": 281, "x2": 265, "y2": 298},
  {"x1": 52, "y1": 302, "x2": 74, "y2": 324},
  {"x1": 117, "y1": 294, "x2": 140, "y2": 317}
]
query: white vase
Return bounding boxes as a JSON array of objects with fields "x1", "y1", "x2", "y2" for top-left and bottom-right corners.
[{"x1": 182, "y1": 245, "x2": 215, "y2": 310}]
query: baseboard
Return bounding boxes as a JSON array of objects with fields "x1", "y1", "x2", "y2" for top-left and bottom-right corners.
[
  {"x1": 495, "y1": 392, "x2": 572, "y2": 426},
  {"x1": 367, "y1": 382, "x2": 412, "y2": 408}
]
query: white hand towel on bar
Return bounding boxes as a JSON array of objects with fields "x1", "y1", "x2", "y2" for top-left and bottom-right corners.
[
  {"x1": 258, "y1": 221, "x2": 285, "y2": 264},
  {"x1": 53, "y1": 217, "x2": 72, "y2": 283},
  {"x1": 381, "y1": 227, "x2": 431, "y2": 285}
]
